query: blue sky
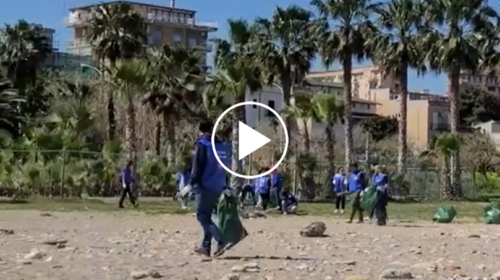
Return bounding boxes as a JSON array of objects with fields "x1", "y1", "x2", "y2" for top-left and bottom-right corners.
[{"x1": 0, "y1": 0, "x2": 446, "y2": 93}]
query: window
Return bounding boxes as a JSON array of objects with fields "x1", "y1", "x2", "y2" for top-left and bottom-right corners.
[
  {"x1": 188, "y1": 37, "x2": 197, "y2": 47},
  {"x1": 267, "y1": 100, "x2": 275, "y2": 116},
  {"x1": 252, "y1": 99, "x2": 257, "y2": 108},
  {"x1": 367, "y1": 104, "x2": 371, "y2": 110},
  {"x1": 173, "y1": 34, "x2": 182, "y2": 43},
  {"x1": 488, "y1": 86, "x2": 495, "y2": 92}
]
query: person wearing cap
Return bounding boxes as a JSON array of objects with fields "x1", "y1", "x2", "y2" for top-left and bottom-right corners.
[
  {"x1": 346, "y1": 163, "x2": 366, "y2": 223},
  {"x1": 270, "y1": 166, "x2": 284, "y2": 211}
]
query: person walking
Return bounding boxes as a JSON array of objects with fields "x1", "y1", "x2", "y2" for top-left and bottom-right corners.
[
  {"x1": 332, "y1": 167, "x2": 347, "y2": 214},
  {"x1": 254, "y1": 168, "x2": 271, "y2": 210},
  {"x1": 190, "y1": 121, "x2": 231, "y2": 257},
  {"x1": 271, "y1": 167, "x2": 284, "y2": 211},
  {"x1": 346, "y1": 163, "x2": 366, "y2": 223},
  {"x1": 118, "y1": 160, "x2": 137, "y2": 208}
]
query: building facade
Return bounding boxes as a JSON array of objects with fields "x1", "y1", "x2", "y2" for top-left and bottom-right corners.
[
  {"x1": 64, "y1": 0, "x2": 216, "y2": 67},
  {"x1": 307, "y1": 66, "x2": 451, "y2": 149},
  {"x1": 448, "y1": 70, "x2": 500, "y2": 95},
  {"x1": 473, "y1": 121, "x2": 500, "y2": 150}
]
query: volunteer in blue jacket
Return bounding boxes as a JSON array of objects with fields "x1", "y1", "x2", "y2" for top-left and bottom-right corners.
[
  {"x1": 347, "y1": 163, "x2": 366, "y2": 223},
  {"x1": 332, "y1": 167, "x2": 346, "y2": 214},
  {"x1": 280, "y1": 189, "x2": 298, "y2": 215},
  {"x1": 176, "y1": 166, "x2": 191, "y2": 209},
  {"x1": 190, "y1": 121, "x2": 231, "y2": 257},
  {"x1": 118, "y1": 160, "x2": 137, "y2": 208},
  {"x1": 271, "y1": 168, "x2": 284, "y2": 211},
  {"x1": 254, "y1": 168, "x2": 271, "y2": 210},
  {"x1": 373, "y1": 165, "x2": 389, "y2": 226}
]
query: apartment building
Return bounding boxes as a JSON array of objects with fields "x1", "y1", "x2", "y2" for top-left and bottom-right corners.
[
  {"x1": 243, "y1": 79, "x2": 379, "y2": 144},
  {"x1": 444, "y1": 71, "x2": 500, "y2": 95},
  {"x1": 64, "y1": 0, "x2": 217, "y2": 69},
  {"x1": 307, "y1": 66, "x2": 451, "y2": 149}
]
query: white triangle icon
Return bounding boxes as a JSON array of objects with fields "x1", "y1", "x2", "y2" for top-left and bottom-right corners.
[{"x1": 238, "y1": 121, "x2": 271, "y2": 160}]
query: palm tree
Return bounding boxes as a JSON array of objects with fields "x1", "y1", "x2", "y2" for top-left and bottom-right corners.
[
  {"x1": 0, "y1": 20, "x2": 52, "y2": 85},
  {"x1": 251, "y1": 6, "x2": 317, "y2": 139},
  {"x1": 142, "y1": 45, "x2": 203, "y2": 166},
  {"x1": 85, "y1": 2, "x2": 146, "y2": 141},
  {"x1": 311, "y1": 93, "x2": 344, "y2": 178},
  {"x1": 420, "y1": 133, "x2": 460, "y2": 199},
  {"x1": 422, "y1": 0, "x2": 499, "y2": 199},
  {"x1": 311, "y1": 0, "x2": 377, "y2": 170},
  {"x1": 209, "y1": 19, "x2": 262, "y2": 186},
  {"x1": 0, "y1": 79, "x2": 24, "y2": 136},
  {"x1": 108, "y1": 59, "x2": 147, "y2": 163},
  {"x1": 368, "y1": 0, "x2": 426, "y2": 173}
]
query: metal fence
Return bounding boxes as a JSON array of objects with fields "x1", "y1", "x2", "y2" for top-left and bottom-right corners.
[{"x1": 0, "y1": 149, "x2": 492, "y2": 200}]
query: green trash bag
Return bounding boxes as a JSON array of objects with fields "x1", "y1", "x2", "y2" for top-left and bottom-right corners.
[
  {"x1": 432, "y1": 205, "x2": 456, "y2": 223},
  {"x1": 484, "y1": 201, "x2": 500, "y2": 213},
  {"x1": 484, "y1": 207, "x2": 500, "y2": 224},
  {"x1": 216, "y1": 194, "x2": 248, "y2": 247},
  {"x1": 359, "y1": 185, "x2": 378, "y2": 213}
]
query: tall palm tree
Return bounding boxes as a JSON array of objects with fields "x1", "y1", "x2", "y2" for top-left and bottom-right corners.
[
  {"x1": 311, "y1": 0, "x2": 377, "y2": 170},
  {"x1": 209, "y1": 19, "x2": 262, "y2": 186},
  {"x1": 368, "y1": 0, "x2": 426, "y2": 173},
  {"x1": 108, "y1": 59, "x2": 147, "y2": 163},
  {"x1": 85, "y1": 2, "x2": 146, "y2": 141},
  {"x1": 143, "y1": 45, "x2": 203, "y2": 166},
  {"x1": 251, "y1": 6, "x2": 317, "y2": 139},
  {"x1": 0, "y1": 79, "x2": 24, "y2": 136},
  {"x1": 422, "y1": 0, "x2": 499, "y2": 199},
  {"x1": 0, "y1": 20, "x2": 51, "y2": 85}
]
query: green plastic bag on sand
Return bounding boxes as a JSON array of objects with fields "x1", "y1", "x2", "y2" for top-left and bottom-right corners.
[
  {"x1": 432, "y1": 205, "x2": 456, "y2": 223},
  {"x1": 217, "y1": 194, "x2": 248, "y2": 246},
  {"x1": 483, "y1": 202, "x2": 500, "y2": 224},
  {"x1": 359, "y1": 185, "x2": 378, "y2": 213}
]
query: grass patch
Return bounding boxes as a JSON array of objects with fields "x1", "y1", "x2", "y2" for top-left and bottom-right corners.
[{"x1": 0, "y1": 197, "x2": 489, "y2": 222}]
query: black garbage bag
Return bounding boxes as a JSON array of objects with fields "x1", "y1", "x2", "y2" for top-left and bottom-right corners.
[{"x1": 216, "y1": 193, "x2": 248, "y2": 246}]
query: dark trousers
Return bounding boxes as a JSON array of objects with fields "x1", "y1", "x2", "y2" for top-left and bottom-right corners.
[
  {"x1": 258, "y1": 192, "x2": 270, "y2": 210},
  {"x1": 240, "y1": 185, "x2": 255, "y2": 205},
  {"x1": 119, "y1": 183, "x2": 135, "y2": 207},
  {"x1": 374, "y1": 190, "x2": 388, "y2": 225},
  {"x1": 195, "y1": 188, "x2": 224, "y2": 250},
  {"x1": 335, "y1": 194, "x2": 346, "y2": 210},
  {"x1": 349, "y1": 191, "x2": 364, "y2": 222},
  {"x1": 271, "y1": 187, "x2": 281, "y2": 210}
]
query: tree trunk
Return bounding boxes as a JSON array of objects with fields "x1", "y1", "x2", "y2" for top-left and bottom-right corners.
[
  {"x1": 441, "y1": 156, "x2": 452, "y2": 200},
  {"x1": 230, "y1": 101, "x2": 246, "y2": 188},
  {"x1": 154, "y1": 121, "x2": 161, "y2": 155},
  {"x1": 302, "y1": 119, "x2": 310, "y2": 153},
  {"x1": 125, "y1": 97, "x2": 137, "y2": 163},
  {"x1": 280, "y1": 73, "x2": 296, "y2": 149},
  {"x1": 342, "y1": 56, "x2": 354, "y2": 170},
  {"x1": 107, "y1": 60, "x2": 116, "y2": 141},
  {"x1": 448, "y1": 69, "x2": 463, "y2": 199},
  {"x1": 397, "y1": 64, "x2": 408, "y2": 173},
  {"x1": 163, "y1": 112, "x2": 176, "y2": 167}
]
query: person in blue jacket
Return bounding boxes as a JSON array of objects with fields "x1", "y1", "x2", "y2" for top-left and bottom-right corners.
[
  {"x1": 332, "y1": 167, "x2": 346, "y2": 214},
  {"x1": 254, "y1": 168, "x2": 271, "y2": 210},
  {"x1": 347, "y1": 163, "x2": 366, "y2": 223},
  {"x1": 271, "y1": 167, "x2": 284, "y2": 211},
  {"x1": 190, "y1": 121, "x2": 231, "y2": 257},
  {"x1": 118, "y1": 160, "x2": 137, "y2": 208},
  {"x1": 280, "y1": 189, "x2": 298, "y2": 215},
  {"x1": 372, "y1": 165, "x2": 389, "y2": 226},
  {"x1": 176, "y1": 166, "x2": 191, "y2": 209}
]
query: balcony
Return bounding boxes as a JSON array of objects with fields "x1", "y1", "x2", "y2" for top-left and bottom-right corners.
[
  {"x1": 431, "y1": 122, "x2": 450, "y2": 131},
  {"x1": 194, "y1": 42, "x2": 213, "y2": 52},
  {"x1": 66, "y1": 39, "x2": 92, "y2": 56}
]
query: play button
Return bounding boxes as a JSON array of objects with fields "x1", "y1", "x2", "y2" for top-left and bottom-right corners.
[
  {"x1": 238, "y1": 122, "x2": 271, "y2": 160},
  {"x1": 212, "y1": 101, "x2": 289, "y2": 179}
]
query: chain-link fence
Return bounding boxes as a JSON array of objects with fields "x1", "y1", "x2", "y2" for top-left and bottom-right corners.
[{"x1": 0, "y1": 148, "x2": 489, "y2": 200}]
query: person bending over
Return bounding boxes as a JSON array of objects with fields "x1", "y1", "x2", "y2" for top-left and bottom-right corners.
[
  {"x1": 280, "y1": 190, "x2": 298, "y2": 215},
  {"x1": 239, "y1": 184, "x2": 256, "y2": 208}
]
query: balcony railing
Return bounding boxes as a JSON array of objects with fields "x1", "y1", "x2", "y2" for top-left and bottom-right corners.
[{"x1": 146, "y1": 14, "x2": 218, "y2": 30}]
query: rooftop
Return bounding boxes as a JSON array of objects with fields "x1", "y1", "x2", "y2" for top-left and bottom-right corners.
[{"x1": 69, "y1": 1, "x2": 195, "y2": 14}]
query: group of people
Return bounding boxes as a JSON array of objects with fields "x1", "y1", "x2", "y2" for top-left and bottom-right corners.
[
  {"x1": 117, "y1": 119, "x2": 391, "y2": 258},
  {"x1": 332, "y1": 163, "x2": 389, "y2": 226},
  {"x1": 238, "y1": 167, "x2": 298, "y2": 214}
]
